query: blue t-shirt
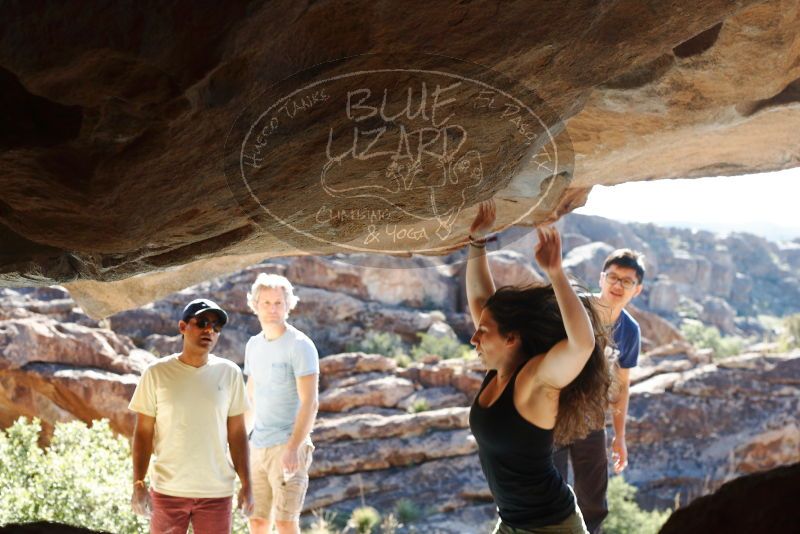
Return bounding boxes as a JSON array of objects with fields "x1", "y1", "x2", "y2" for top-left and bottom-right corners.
[
  {"x1": 244, "y1": 324, "x2": 319, "y2": 448},
  {"x1": 612, "y1": 309, "x2": 641, "y2": 369}
]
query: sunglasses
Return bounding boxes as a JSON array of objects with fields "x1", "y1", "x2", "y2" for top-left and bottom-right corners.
[{"x1": 192, "y1": 317, "x2": 224, "y2": 333}]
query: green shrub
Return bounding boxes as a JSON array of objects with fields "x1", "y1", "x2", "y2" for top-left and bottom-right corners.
[
  {"x1": 680, "y1": 319, "x2": 745, "y2": 359},
  {"x1": 782, "y1": 314, "x2": 800, "y2": 349},
  {"x1": 393, "y1": 498, "x2": 422, "y2": 524},
  {"x1": 604, "y1": 476, "x2": 670, "y2": 534},
  {"x1": 410, "y1": 333, "x2": 471, "y2": 361},
  {"x1": 347, "y1": 331, "x2": 406, "y2": 358},
  {"x1": 0, "y1": 418, "x2": 147, "y2": 533},
  {"x1": 379, "y1": 513, "x2": 400, "y2": 534},
  {"x1": 0, "y1": 418, "x2": 253, "y2": 533},
  {"x1": 461, "y1": 348, "x2": 478, "y2": 360},
  {"x1": 393, "y1": 354, "x2": 412, "y2": 368},
  {"x1": 348, "y1": 506, "x2": 381, "y2": 533},
  {"x1": 408, "y1": 399, "x2": 430, "y2": 414},
  {"x1": 305, "y1": 508, "x2": 343, "y2": 534}
]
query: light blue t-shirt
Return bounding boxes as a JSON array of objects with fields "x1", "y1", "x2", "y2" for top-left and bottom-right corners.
[{"x1": 244, "y1": 324, "x2": 319, "y2": 448}]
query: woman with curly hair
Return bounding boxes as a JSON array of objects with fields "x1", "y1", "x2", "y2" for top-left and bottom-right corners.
[{"x1": 466, "y1": 200, "x2": 610, "y2": 534}]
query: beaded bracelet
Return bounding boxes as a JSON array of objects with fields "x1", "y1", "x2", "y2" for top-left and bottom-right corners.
[{"x1": 469, "y1": 235, "x2": 488, "y2": 248}]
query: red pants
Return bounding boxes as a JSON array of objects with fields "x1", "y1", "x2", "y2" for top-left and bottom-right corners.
[{"x1": 150, "y1": 490, "x2": 232, "y2": 534}]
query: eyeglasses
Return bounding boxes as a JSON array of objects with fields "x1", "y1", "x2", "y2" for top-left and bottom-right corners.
[
  {"x1": 602, "y1": 272, "x2": 638, "y2": 290},
  {"x1": 192, "y1": 317, "x2": 224, "y2": 333}
]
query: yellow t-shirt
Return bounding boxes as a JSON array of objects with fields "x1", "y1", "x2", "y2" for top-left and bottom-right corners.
[{"x1": 129, "y1": 354, "x2": 248, "y2": 498}]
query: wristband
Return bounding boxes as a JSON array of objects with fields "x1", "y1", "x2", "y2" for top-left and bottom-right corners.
[
  {"x1": 134, "y1": 480, "x2": 146, "y2": 489},
  {"x1": 469, "y1": 234, "x2": 498, "y2": 248},
  {"x1": 468, "y1": 234, "x2": 487, "y2": 248}
]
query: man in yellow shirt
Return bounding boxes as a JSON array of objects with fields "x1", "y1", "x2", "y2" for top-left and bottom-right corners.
[{"x1": 129, "y1": 299, "x2": 253, "y2": 534}]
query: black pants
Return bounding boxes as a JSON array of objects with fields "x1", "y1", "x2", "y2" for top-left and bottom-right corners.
[{"x1": 553, "y1": 428, "x2": 608, "y2": 534}]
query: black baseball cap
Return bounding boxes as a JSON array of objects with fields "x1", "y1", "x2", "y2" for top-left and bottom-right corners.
[{"x1": 181, "y1": 298, "x2": 228, "y2": 326}]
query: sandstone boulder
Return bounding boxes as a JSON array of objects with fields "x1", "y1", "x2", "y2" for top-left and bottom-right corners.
[
  {"x1": 561, "y1": 233, "x2": 592, "y2": 252},
  {"x1": 318, "y1": 352, "x2": 397, "y2": 377},
  {"x1": 0, "y1": 364, "x2": 139, "y2": 437},
  {"x1": 659, "y1": 462, "x2": 800, "y2": 534},
  {"x1": 661, "y1": 250, "x2": 713, "y2": 296},
  {"x1": 700, "y1": 295, "x2": 739, "y2": 335},
  {"x1": 559, "y1": 216, "x2": 652, "y2": 268},
  {"x1": 309, "y1": 428, "x2": 477, "y2": 477},
  {"x1": 562, "y1": 242, "x2": 614, "y2": 287},
  {"x1": 0, "y1": 316, "x2": 150, "y2": 374},
  {"x1": 778, "y1": 242, "x2": 800, "y2": 271},
  {"x1": 426, "y1": 320, "x2": 459, "y2": 341},
  {"x1": 647, "y1": 277, "x2": 681, "y2": 314},
  {"x1": 313, "y1": 407, "x2": 470, "y2": 442},
  {"x1": 397, "y1": 387, "x2": 470, "y2": 411},
  {"x1": 286, "y1": 255, "x2": 458, "y2": 311},
  {"x1": 454, "y1": 250, "x2": 545, "y2": 313},
  {"x1": 625, "y1": 351, "x2": 800, "y2": 509},
  {"x1": 305, "y1": 454, "x2": 490, "y2": 514},
  {"x1": 628, "y1": 304, "x2": 685, "y2": 349},
  {"x1": 414, "y1": 504, "x2": 498, "y2": 534},
  {"x1": 318, "y1": 376, "x2": 416, "y2": 413}
]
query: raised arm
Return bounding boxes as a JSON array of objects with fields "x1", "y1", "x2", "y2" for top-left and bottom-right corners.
[
  {"x1": 466, "y1": 200, "x2": 497, "y2": 328},
  {"x1": 534, "y1": 226, "x2": 596, "y2": 389}
]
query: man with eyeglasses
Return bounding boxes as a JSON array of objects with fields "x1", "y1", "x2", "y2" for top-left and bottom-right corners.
[
  {"x1": 129, "y1": 298, "x2": 254, "y2": 533},
  {"x1": 554, "y1": 249, "x2": 645, "y2": 534}
]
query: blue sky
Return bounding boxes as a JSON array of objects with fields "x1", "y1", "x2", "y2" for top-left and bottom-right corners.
[{"x1": 574, "y1": 167, "x2": 800, "y2": 242}]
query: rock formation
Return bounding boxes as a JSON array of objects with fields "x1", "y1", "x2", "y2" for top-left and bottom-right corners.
[
  {"x1": 2, "y1": 215, "x2": 799, "y2": 531},
  {"x1": 3, "y1": 289, "x2": 798, "y2": 532},
  {"x1": 658, "y1": 462, "x2": 800, "y2": 534},
  {"x1": 0, "y1": 287, "x2": 151, "y2": 438},
  {"x1": 625, "y1": 349, "x2": 800, "y2": 510},
  {"x1": 0, "y1": 0, "x2": 798, "y2": 318}
]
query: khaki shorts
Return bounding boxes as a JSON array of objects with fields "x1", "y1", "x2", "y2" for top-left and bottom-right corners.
[{"x1": 250, "y1": 442, "x2": 314, "y2": 523}]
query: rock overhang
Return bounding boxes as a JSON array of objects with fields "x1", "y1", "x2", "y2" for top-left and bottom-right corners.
[{"x1": 0, "y1": 0, "x2": 797, "y2": 317}]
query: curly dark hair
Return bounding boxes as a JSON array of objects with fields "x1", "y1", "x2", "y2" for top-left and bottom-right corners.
[{"x1": 484, "y1": 284, "x2": 610, "y2": 446}]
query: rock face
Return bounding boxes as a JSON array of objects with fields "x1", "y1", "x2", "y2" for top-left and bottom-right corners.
[
  {"x1": 0, "y1": 287, "x2": 153, "y2": 438},
  {"x1": 307, "y1": 354, "x2": 492, "y2": 532},
  {"x1": 2, "y1": 263, "x2": 799, "y2": 532},
  {"x1": 625, "y1": 350, "x2": 800, "y2": 510},
  {"x1": 1, "y1": 0, "x2": 799, "y2": 319},
  {"x1": 659, "y1": 462, "x2": 800, "y2": 534}
]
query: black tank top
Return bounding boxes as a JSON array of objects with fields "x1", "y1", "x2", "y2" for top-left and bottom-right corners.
[{"x1": 469, "y1": 364, "x2": 575, "y2": 529}]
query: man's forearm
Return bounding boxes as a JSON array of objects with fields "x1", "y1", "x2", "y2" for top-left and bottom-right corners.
[
  {"x1": 286, "y1": 398, "x2": 319, "y2": 449},
  {"x1": 228, "y1": 425, "x2": 251, "y2": 487},
  {"x1": 132, "y1": 432, "x2": 153, "y2": 482},
  {"x1": 244, "y1": 408, "x2": 254, "y2": 434},
  {"x1": 611, "y1": 386, "x2": 630, "y2": 438},
  {"x1": 244, "y1": 377, "x2": 255, "y2": 433}
]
